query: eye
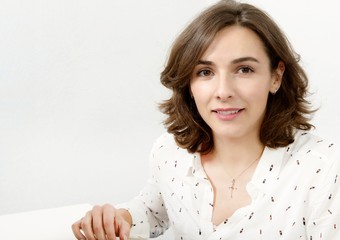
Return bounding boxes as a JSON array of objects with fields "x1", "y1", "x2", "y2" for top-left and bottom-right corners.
[
  {"x1": 237, "y1": 66, "x2": 254, "y2": 74},
  {"x1": 197, "y1": 69, "x2": 213, "y2": 77}
]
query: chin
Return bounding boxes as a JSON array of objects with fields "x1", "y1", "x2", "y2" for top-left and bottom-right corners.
[{"x1": 213, "y1": 129, "x2": 246, "y2": 140}]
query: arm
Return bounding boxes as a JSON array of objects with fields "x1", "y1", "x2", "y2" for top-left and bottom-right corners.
[
  {"x1": 116, "y1": 139, "x2": 170, "y2": 238},
  {"x1": 72, "y1": 136, "x2": 170, "y2": 239},
  {"x1": 307, "y1": 153, "x2": 340, "y2": 239}
]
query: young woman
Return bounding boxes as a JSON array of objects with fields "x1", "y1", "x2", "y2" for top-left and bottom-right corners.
[{"x1": 72, "y1": 0, "x2": 340, "y2": 239}]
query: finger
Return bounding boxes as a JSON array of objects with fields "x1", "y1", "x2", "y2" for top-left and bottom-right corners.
[
  {"x1": 102, "y1": 204, "x2": 116, "y2": 240},
  {"x1": 72, "y1": 219, "x2": 86, "y2": 240},
  {"x1": 92, "y1": 205, "x2": 107, "y2": 240},
  {"x1": 118, "y1": 219, "x2": 131, "y2": 240},
  {"x1": 114, "y1": 212, "x2": 131, "y2": 240},
  {"x1": 81, "y1": 211, "x2": 97, "y2": 240}
]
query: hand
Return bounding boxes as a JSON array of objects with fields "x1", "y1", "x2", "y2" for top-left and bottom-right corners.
[{"x1": 72, "y1": 204, "x2": 132, "y2": 240}]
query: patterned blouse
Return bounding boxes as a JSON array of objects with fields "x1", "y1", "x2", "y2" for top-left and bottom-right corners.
[{"x1": 117, "y1": 130, "x2": 340, "y2": 239}]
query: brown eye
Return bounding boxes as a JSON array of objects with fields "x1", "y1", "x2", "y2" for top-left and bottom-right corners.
[
  {"x1": 197, "y1": 69, "x2": 213, "y2": 77},
  {"x1": 237, "y1": 66, "x2": 254, "y2": 74}
]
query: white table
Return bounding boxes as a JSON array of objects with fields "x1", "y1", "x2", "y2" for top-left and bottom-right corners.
[
  {"x1": 0, "y1": 204, "x2": 92, "y2": 240},
  {"x1": 0, "y1": 204, "x2": 149, "y2": 239}
]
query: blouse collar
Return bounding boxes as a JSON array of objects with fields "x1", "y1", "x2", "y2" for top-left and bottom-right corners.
[
  {"x1": 185, "y1": 145, "x2": 289, "y2": 197},
  {"x1": 249, "y1": 146, "x2": 288, "y2": 195}
]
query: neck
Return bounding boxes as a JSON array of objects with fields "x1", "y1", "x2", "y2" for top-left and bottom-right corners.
[{"x1": 209, "y1": 133, "x2": 264, "y2": 168}]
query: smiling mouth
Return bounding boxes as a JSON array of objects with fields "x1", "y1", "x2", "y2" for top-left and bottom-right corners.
[{"x1": 213, "y1": 109, "x2": 243, "y2": 115}]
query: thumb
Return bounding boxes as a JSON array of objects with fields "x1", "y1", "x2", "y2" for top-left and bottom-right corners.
[{"x1": 119, "y1": 220, "x2": 131, "y2": 240}]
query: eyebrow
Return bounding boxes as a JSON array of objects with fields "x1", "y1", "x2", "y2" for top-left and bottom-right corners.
[
  {"x1": 231, "y1": 57, "x2": 259, "y2": 64},
  {"x1": 196, "y1": 60, "x2": 214, "y2": 66},
  {"x1": 196, "y1": 57, "x2": 260, "y2": 66}
]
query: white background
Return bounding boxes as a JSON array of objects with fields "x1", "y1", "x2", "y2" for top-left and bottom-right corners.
[{"x1": 1, "y1": 0, "x2": 339, "y2": 238}]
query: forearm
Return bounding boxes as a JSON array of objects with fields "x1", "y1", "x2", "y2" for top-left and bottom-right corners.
[{"x1": 116, "y1": 192, "x2": 169, "y2": 238}]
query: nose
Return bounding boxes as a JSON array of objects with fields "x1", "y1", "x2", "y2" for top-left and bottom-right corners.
[{"x1": 215, "y1": 74, "x2": 234, "y2": 101}]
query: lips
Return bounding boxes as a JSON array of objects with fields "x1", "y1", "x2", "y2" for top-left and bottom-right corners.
[
  {"x1": 212, "y1": 108, "x2": 243, "y2": 115},
  {"x1": 212, "y1": 108, "x2": 244, "y2": 120}
]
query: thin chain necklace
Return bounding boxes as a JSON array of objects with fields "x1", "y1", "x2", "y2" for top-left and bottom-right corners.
[{"x1": 227, "y1": 158, "x2": 259, "y2": 198}]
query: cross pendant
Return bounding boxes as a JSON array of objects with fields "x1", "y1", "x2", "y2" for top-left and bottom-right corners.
[{"x1": 229, "y1": 179, "x2": 237, "y2": 198}]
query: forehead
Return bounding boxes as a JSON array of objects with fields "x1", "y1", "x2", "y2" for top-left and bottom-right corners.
[{"x1": 200, "y1": 25, "x2": 269, "y2": 62}]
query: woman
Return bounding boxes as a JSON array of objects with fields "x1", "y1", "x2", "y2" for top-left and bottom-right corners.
[{"x1": 72, "y1": 0, "x2": 340, "y2": 239}]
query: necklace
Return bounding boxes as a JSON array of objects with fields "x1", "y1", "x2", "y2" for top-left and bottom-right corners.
[{"x1": 227, "y1": 158, "x2": 259, "y2": 198}]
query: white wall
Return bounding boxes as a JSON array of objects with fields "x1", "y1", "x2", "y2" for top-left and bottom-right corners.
[
  {"x1": 248, "y1": 0, "x2": 340, "y2": 141},
  {"x1": 0, "y1": 0, "x2": 339, "y2": 237}
]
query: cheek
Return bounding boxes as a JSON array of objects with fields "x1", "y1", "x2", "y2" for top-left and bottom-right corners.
[
  {"x1": 193, "y1": 97, "x2": 207, "y2": 114},
  {"x1": 190, "y1": 87, "x2": 211, "y2": 116},
  {"x1": 190, "y1": 82, "x2": 211, "y2": 102},
  {"x1": 245, "y1": 77, "x2": 272, "y2": 95},
  {"x1": 240, "y1": 83, "x2": 270, "y2": 106},
  {"x1": 253, "y1": 90, "x2": 270, "y2": 107}
]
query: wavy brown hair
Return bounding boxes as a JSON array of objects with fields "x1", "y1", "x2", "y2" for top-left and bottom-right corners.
[{"x1": 159, "y1": 0, "x2": 314, "y2": 154}]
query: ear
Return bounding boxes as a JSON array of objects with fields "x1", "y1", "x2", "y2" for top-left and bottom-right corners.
[{"x1": 270, "y1": 61, "x2": 285, "y2": 94}]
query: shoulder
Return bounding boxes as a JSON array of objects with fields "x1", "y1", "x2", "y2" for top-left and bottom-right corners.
[
  {"x1": 292, "y1": 130, "x2": 339, "y2": 157},
  {"x1": 152, "y1": 132, "x2": 177, "y2": 149},
  {"x1": 289, "y1": 130, "x2": 340, "y2": 169},
  {"x1": 151, "y1": 132, "x2": 192, "y2": 159},
  {"x1": 149, "y1": 132, "x2": 194, "y2": 172}
]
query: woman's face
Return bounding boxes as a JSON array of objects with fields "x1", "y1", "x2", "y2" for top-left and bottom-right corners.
[{"x1": 190, "y1": 25, "x2": 283, "y2": 141}]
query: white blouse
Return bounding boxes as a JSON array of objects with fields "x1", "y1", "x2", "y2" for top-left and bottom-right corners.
[{"x1": 118, "y1": 131, "x2": 340, "y2": 239}]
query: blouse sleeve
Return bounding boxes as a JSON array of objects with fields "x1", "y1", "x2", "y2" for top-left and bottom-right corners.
[
  {"x1": 307, "y1": 151, "x2": 340, "y2": 239},
  {"x1": 116, "y1": 137, "x2": 170, "y2": 239}
]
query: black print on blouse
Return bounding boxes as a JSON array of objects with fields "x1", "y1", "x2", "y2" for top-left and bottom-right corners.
[
  {"x1": 137, "y1": 132, "x2": 340, "y2": 239},
  {"x1": 249, "y1": 212, "x2": 254, "y2": 220}
]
